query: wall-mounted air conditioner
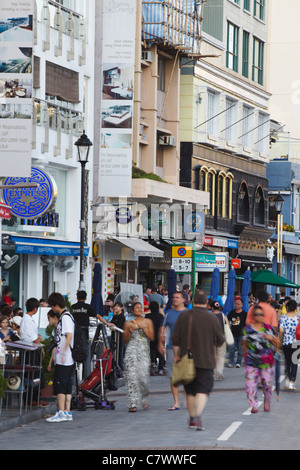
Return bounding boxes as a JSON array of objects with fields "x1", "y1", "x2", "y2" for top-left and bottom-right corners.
[
  {"x1": 158, "y1": 135, "x2": 176, "y2": 147},
  {"x1": 142, "y1": 51, "x2": 154, "y2": 63}
]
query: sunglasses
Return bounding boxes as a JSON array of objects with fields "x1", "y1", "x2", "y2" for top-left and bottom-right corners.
[{"x1": 254, "y1": 312, "x2": 264, "y2": 317}]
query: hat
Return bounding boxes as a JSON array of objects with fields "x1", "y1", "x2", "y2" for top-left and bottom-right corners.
[{"x1": 10, "y1": 316, "x2": 22, "y2": 327}]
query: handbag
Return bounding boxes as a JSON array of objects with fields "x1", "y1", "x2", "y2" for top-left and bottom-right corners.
[
  {"x1": 172, "y1": 313, "x2": 196, "y2": 386},
  {"x1": 296, "y1": 317, "x2": 300, "y2": 341},
  {"x1": 223, "y1": 314, "x2": 234, "y2": 346}
]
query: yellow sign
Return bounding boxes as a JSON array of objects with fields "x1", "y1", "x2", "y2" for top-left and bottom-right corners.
[{"x1": 172, "y1": 246, "x2": 193, "y2": 258}]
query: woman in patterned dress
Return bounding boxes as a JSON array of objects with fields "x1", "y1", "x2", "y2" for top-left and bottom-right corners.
[
  {"x1": 123, "y1": 302, "x2": 154, "y2": 412},
  {"x1": 242, "y1": 304, "x2": 279, "y2": 413},
  {"x1": 279, "y1": 299, "x2": 299, "y2": 390}
]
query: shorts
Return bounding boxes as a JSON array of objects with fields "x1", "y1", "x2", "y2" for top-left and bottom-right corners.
[
  {"x1": 184, "y1": 368, "x2": 214, "y2": 396},
  {"x1": 53, "y1": 364, "x2": 75, "y2": 396}
]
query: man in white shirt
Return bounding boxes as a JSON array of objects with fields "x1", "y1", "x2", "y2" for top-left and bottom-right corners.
[
  {"x1": 46, "y1": 292, "x2": 75, "y2": 423},
  {"x1": 20, "y1": 298, "x2": 49, "y2": 407}
]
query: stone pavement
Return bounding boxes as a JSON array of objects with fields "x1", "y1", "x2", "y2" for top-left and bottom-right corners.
[{"x1": 1, "y1": 359, "x2": 299, "y2": 450}]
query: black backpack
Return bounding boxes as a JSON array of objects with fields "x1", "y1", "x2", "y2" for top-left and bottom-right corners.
[{"x1": 62, "y1": 312, "x2": 89, "y2": 364}]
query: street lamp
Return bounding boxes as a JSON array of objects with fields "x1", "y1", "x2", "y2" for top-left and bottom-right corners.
[
  {"x1": 75, "y1": 130, "x2": 93, "y2": 291},
  {"x1": 275, "y1": 192, "x2": 284, "y2": 299}
]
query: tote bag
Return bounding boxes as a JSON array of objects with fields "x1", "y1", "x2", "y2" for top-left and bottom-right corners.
[{"x1": 172, "y1": 313, "x2": 196, "y2": 386}]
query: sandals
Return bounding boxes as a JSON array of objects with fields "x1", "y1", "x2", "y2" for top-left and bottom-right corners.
[{"x1": 128, "y1": 407, "x2": 137, "y2": 412}]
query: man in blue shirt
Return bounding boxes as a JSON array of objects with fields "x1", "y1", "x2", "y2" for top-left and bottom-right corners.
[{"x1": 158, "y1": 292, "x2": 187, "y2": 410}]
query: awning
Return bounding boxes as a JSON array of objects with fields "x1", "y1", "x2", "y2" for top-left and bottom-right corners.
[
  {"x1": 9, "y1": 236, "x2": 89, "y2": 257},
  {"x1": 241, "y1": 255, "x2": 272, "y2": 267},
  {"x1": 284, "y1": 243, "x2": 300, "y2": 257},
  {"x1": 237, "y1": 269, "x2": 300, "y2": 289},
  {"x1": 112, "y1": 237, "x2": 164, "y2": 258}
]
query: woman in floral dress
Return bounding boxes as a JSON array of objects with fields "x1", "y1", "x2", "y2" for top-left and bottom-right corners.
[
  {"x1": 123, "y1": 302, "x2": 154, "y2": 412},
  {"x1": 242, "y1": 304, "x2": 279, "y2": 413}
]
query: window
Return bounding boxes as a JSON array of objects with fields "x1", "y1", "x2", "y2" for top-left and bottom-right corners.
[
  {"x1": 254, "y1": 186, "x2": 265, "y2": 225},
  {"x1": 225, "y1": 99, "x2": 235, "y2": 141},
  {"x1": 242, "y1": 105, "x2": 252, "y2": 147},
  {"x1": 252, "y1": 37, "x2": 264, "y2": 85},
  {"x1": 207, "y1": 91, "x2": 217, "y2": 135},
  {"x1": 158, "y1": 58, "x2": 166, "y2": 92},
  {"x1": 254, "y1": 0, "x2": 265, "y2": 21},
  {"x1": 257, "y1": 112, "x2": 269, "y2": 153},
  {"x1": 238, "y1": 182, "x2": 250, "y2": 222},
  {"x1": 244, "y1": 0, "x2": 250, "y2": 11},
  {"x1": 46, "y1": 61, "x2": 80, "y2": 103},
  {"x1": 226, "y1": 22, "x2": 239, "y2": 72},
  {"x1": 242, "y1": 31, "x2": 249, "y2": 78}
]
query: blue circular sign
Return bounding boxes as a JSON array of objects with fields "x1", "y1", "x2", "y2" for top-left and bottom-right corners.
[
  {"x1": 115, "y1": 207, "x2": 132, "y2": 224},
  {"x1": 2, "y1": 167, "x2": 57, "y2": 219}
]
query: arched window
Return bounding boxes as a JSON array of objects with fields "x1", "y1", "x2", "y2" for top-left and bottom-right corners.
[
  {"x1": 207, "y1": 169, "x2": 216, "y2": 216},
  {"x1": 224, "y1": 172, "x2": 234, "y2": 219},
  {"x1": 217, "y1": 171, "x2": 226, "y2": 217},
  {"x1": 254, "y1": 185, "x2": 265, "y2": 225},
  {"x1": 238, "y1": 181, "x2": 250, "y2": 222}
]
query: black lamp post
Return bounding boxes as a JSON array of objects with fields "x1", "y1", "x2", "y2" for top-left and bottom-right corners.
[
  {"x1": 75, "y1": 130, "x2": 93, "y2": 291},
  {"x1": 275, "y1": 192, "x2": 284, "y2": 299}
]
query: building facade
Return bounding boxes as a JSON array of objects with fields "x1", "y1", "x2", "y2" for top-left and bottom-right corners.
[
  {"x1": 1, "y1": 0, "x2": 95, "y2": 307},
  {"x1": 179, "y1": 0, "x2": 273, "y2": 293}
]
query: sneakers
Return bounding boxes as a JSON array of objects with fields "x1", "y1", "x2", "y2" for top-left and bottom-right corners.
[
  {"x1": 289, "y1": 381, "x2": 296, "y2": 390},
  {"x1": 46, "y1": 410, "x2": 73, "y2": 423},
  {"x1": 188, "y1": 417, "x2": 205, "y2": 431}
]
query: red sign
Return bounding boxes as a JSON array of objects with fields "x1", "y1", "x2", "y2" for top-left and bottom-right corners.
[
  {"x1": 203, "y1": 236, "x2": 213, "y2": 246},
  {"x1": 0, "y1": 203, "x2": 11, "y2": 220},
  {"x1": 231, "y1": 259, "x2": 241, "y2": 269}
]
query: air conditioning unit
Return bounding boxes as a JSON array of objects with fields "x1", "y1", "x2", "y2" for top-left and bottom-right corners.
[
  {"x1": 141, "y1": 51, "x2": 153, "y2": 63},
  {"x1": 158, "y1": 135, "x2": 176, "y2": 147}
]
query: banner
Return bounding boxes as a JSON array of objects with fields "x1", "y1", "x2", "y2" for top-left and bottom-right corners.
[
  {"x1": 98, "y1": 0, "x2": 137, "y2": 197},
  {"x1": 0, "y1": 0, "x2": 33, "y2": 176}
]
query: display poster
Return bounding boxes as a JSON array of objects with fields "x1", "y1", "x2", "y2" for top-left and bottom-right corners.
[
  {"x1": 0, "y1": 0, "x2": 33, "y2": 177},
  {"x1": 98, "y1": 0, "x2": 136, "y2": 197}
]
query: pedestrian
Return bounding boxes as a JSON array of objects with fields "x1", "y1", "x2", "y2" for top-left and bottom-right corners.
[
  {"x1": 9, "y1": 316, "x2": 22, "y2": 341},
  {"x1": 46, "y1": 292, "x2": 75, "y2": 422},
  {"x1": 0, "y1": 316, "x2": 13, "y2": 342},
  {"x1": 123, "y1": 302, "x2": 154, "y2": 412},
  {"x1": 2, "y1": 286, "x2": 13, "y2": 306},
  {"x1": 242, "y1": 304, "x2": 279, "y2": 413},
  {"x1": 279, "y1": 299, "x2": 300, "y2": 390},
  {"x1": 181, "y1": 284, "x2": 190, "y2": 307},
  {"x1": 20, "y1": 297, "x2": 49, "y2": 407},
  {"x1": 72, "y1": 290, "x2": 114, "y2": 377},
  {"x1": 145, "y1": 301, "x2": 165, "y2": 375},
  {"x1": 148, "y1": 287, "x2": 165, "y2": 309},
  {"x1": 172, "y1": 290, "x2": 225, "y2": 430},
  {"x1": 227, "y1": 298, "x2": 247, "y2": 368},
  {"x1": 210, "y1": 301, "x2": 228, "y2": 381},
  {"x1": 246, "y1": 290, "x2": 278, "y2": 330},
  {"x1": 110, "y1": 301, "x2": 126, "y2": 370},
  {"x1": 158, "y1": 292, "x2": 187, "y2": 411}
]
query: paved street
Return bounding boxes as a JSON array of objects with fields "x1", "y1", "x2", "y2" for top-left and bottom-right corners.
[{"x1": 0, "y1": 362, "x2": 299, "y2": 451}]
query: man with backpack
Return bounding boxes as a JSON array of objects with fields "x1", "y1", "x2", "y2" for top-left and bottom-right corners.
[{"x1": 46, "y1": 292, "x2": 76, "y2": 423}]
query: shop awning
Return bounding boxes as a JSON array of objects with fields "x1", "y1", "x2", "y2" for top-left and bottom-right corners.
[
  {"x1": 241, "y1": 255, "x2": 272, "y2": 267},
  {"x1": 112, "y1": 236, "x2": 164, "y2": 258},
  {"x1": 9, "y1": 236, "x2": 89, "y2": 257},
  {"x1": 284, "y1": 243, "x2": 300, "y2": 257}
]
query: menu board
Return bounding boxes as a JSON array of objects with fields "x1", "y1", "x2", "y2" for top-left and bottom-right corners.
[
  {"x1": 98, "y1": 0, "x2": 136, "y2": 197},
  {"x1": 0, "y1": 0, "x2": 33, "y2": 177}
]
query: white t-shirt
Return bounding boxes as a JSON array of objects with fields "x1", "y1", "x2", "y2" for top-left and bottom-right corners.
[
  {"x1": 55, "y1": 313, "x2": 75, "y2": 366},
  {"x1": 20, "y1": 313, "x2": 38, "y2": 343}
]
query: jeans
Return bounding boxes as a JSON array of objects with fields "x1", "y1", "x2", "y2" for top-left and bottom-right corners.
[{"x1": 228, "y1": 336, "x2": 242, "y2": 365}]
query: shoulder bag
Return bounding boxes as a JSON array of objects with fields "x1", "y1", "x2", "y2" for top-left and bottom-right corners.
[
  {"x1": 171, "y1": 312, "x2": 196, "y2": 386},
  {"x1": 223, "y1": 314, "x2": 234, "y2": 346},
  {"x1": 295, "y1": 316, "x2": 300, "y2": 341}
]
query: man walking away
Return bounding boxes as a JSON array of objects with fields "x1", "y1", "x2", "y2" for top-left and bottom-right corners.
[{"x1": 172, "y1": 290, "x2": 224, "y2": 430}]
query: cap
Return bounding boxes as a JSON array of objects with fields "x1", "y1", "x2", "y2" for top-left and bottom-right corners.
[{"x1": 10, "y1": 316, "x2": 22, "y2": 327}]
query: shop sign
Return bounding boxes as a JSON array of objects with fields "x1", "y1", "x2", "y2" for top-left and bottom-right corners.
[
  {"x1": 0, "y1": 202, "x2": 11, "y2": 220},
  {"x1": 231, "y1": 258, "x2": 241, "y2": 269},
  {"x1": 195, "y1": 252, "x2": 228, "y2": 272},
  {"x1": 2, "y1": 167, "x2": 57, "y2": 219},
  {"x1": 172, "y1": 257, "x2": 192, "y2": 273},
  {"x1": 204, "y1": 236, "x2": 238, "y2": 249}
]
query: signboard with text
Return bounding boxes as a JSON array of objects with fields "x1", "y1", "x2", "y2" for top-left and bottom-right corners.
[{"x1": 0, "y1": 0, "x2": 33, "y2": 176}]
